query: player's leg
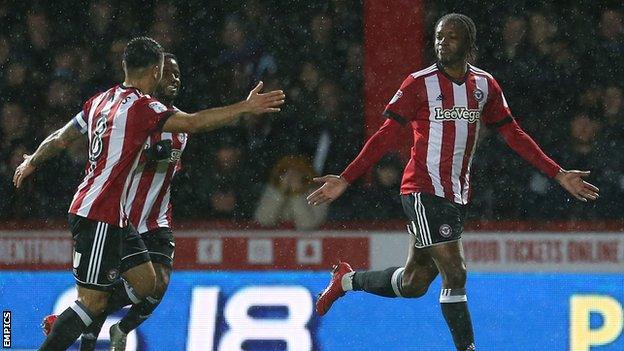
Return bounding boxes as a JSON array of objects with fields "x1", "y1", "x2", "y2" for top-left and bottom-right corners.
[
  {"x1": 316, "y1": 194, "x2": 439, "y2": 315},
  {"x1": 79, "y1": 280, "x2": 139, "y2": 351},
  {"x1": 117, "y1": 262, "x2": 171, "y2": 332},
  {"x1": 82, "y1": 228, "x2": 175, "y2": 348},
  {"x1": 86, "y1": 266, "x2": 168, "y2": 351},
  {"x1": 428, "y1": 241, "x2": 475, "y2": 351},
  {"x1": 412, "y1": 192, "x2": 474, "y2": 351},
  {"x1": 397, "y1": 233, "x2": 439, "y2": 297},
  {"x1": 40, "y1": 216, "x2": 120, "y2": 351},
  {"x1": 116, "y1": 228, "x2": 174, "y2": 332},
  {"x1": 104, "y1": 226, "x2": 155, "y2": 350},
  {"x1": 40, "y1": 286, "x2": 109, "y2": 351},
  {"x1": 346, "y1": 193, "x2": 440, "y2": 297},
  {"x1": 109, "y1": 228, "x2": 173, "y2": 349},
  {"x1": 348, "y1": 232, "x2": 438, "y2": 297}
]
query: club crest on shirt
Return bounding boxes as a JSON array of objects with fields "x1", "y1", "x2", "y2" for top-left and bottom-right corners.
[
  {"x1": 473, "y1": 88, "x2": 484, "y2": 102},
  {"x1": 389, "y1": 90, "x2": 403, "y2": 104}
]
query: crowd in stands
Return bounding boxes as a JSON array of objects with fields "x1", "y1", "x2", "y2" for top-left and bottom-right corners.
[{"x1": 0, "y1": 1, "x2": 622, "y2": 228}]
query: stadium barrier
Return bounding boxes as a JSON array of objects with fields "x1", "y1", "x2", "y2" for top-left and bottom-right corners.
[
  {"x1": 0, "y1": 230, "x2": 622, "y2": 272},
  {"x1": 1, "y1": 230, "x2": 622, "y2": 350}
]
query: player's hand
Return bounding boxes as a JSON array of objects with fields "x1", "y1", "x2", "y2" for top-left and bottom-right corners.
[
  {"x1": 245, "y1": 81, "x2": 285, "y2": 115},
  {"x1": 554, "y1": 169, "x2": 600, "y2": 202},
  {"x1": 13, "y1": 154, "x2": 36, "y2": 189},
  {"x1": 306, "y1": 175, "x2": 348, "y2": 206}
]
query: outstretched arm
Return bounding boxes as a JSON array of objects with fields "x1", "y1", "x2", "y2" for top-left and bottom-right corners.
[
  {"x1": 497, "y1": 118, "x2": 599, "y2": 202},
  {"x1": 307, "y1": 118, "x2": 403, "y2": 205},
  {"x1": 13, "y1": 119, "x2": 83, "y2": 188},
  {"x1": 162, "y1": 81, "x2": 285, "y2": 133}
]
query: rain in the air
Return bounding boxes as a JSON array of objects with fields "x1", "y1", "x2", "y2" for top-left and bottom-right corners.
[{"x1": 0, "y1": 1, "x2": 622, "y2": 351}]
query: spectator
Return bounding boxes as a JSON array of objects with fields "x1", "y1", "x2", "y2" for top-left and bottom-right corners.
[
  {"x1": 550, "y1": 113, "x2": 603, "y2": 219},
  {"x1": 1, "y1": 1, "x2": 621, "y2": 222},
  {"x1": 184, "y1": 130, "x2": 255, "y2": 219},
  {"x1": 0, "y1": 103, "x2": 30, "y2": 151},
  {"x1": 357, "y1": 154, "x2": 404, "y2": 220},
  {"x1": 254, "y1": 155, "x2": 328, "y2": 230},
  {"x1": 589, "y1": 9, "x2": 624, "y2": 85},
  {"x1": 602, "y1": 85, "x2": 624, "y2": 130},
  {"x1": 297, "y1": 79, "x2": 361, "y2": 175}
]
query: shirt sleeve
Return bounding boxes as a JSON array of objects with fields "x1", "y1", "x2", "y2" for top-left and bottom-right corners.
[
  {"x1": 129, "y1": 97, "x2": 176, "y2": 135},
  {"x1": 382, "y1": 74, "x2": 420, "y2": 126},
  {"x1": 497, "y1": 118, "x2": 561, "y2": 178},
  {"x1": 72, "y1": 95, "x2": 98, "y2": 134},
  {"x1": 71, "y1": 111, "x2": 88, "y2": 134},
  {"x1": 340, "y1": 118, "x2": 403, "y2": 183},
  {"x1": 482, "y1": 77, "x2": 513, "y2": 127}
]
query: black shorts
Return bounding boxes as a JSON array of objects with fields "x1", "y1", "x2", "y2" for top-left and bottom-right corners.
[
  {"x1": 140, "y1": 227, "x2": 175, "y2": 268},
  {"x1": 401, "y1": 192, "x2": 467, "y2": 248},
  {"x1": 69, "y1": 215, "x2": 150, "y2": 291}
]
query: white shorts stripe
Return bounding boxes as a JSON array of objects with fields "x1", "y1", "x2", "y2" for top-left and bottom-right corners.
[
  {"x1": 412, "y1": 194, "x2": 427, "y2": 246},
  {"x1": 91, "y1": 223, "x2": 106, "y2": 283},
  {"x1": 410, "y1": 221, "x2": 420, "y2": 244},
  {"x1": 417, "y1": 194, "x2": 432, "y2": 246},
  {"x1": 86, "y1": 223, "x2": 103, "y2": 284},
  {"x1": 89, "y1": 223, "x2": 104, "y2": 283},
  {"x1": 92, "y1": 223, "x2": 108, "y2": 284}
]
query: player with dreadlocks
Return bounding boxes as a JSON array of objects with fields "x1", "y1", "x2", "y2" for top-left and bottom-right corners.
[{"x1": 308, "y1": 13, "x2": 599, "y2": 351}]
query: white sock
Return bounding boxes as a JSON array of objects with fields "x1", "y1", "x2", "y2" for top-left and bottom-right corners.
[{"x1": 341, "y1": 271, "x2": 355, "y2": 291}]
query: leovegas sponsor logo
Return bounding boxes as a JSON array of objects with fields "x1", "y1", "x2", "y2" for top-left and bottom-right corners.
[{"x1": 434, "y1": 106, "x2": 481, "y2": 123}]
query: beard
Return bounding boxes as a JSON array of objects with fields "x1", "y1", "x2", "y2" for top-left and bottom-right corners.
[
  {"x1": 155, "y1": 87, "x2": 177, "y2": 106},
  {"x1": 436, "y1": 44, "x2": 469, "y2": 65}
]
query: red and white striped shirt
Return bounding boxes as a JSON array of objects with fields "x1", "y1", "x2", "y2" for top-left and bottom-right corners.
[
  {"x1": 69, "y1": 85, "x2": 175, "y2": 227},
  {"x1": 125, "y1": 128, "x2": 188, "y2": 234},
  {"x1": 342, "y1": 63, "x2": 560, "y2": 205}
]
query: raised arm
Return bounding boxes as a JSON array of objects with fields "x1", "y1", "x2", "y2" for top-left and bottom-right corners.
[
  {"x1": 307, "y1": 118, "x2": 403, "y2": 205},
  {"x1": 162, "y1": 81, "x2": 285, "y2": 133},
  {"x1": 13, "y1": 119, "x2": 83, "y2": 188},
  {"x1": 497, "y1": 118, "x2": 599, "y2": 202}
]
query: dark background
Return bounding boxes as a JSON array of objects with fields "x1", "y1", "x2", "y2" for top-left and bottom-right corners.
[{"x1": 0, "y1": 1, "x2": 622, "y2": 225}]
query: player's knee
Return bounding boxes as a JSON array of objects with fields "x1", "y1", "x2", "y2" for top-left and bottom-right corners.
[
  {"x1": 400, "y1": 271, "x2": 431, "y2": 297},
  {"x1": 132, "y1": 273, "x2": 157, "y2": 298},
  {"x1": 153, "y1": 278, "x2": 169, "y2": 298},
  {"x1": 443, "y1": 265, "x2": 467, "y2": 287},
  {"x1": 79, "y1": 295, "x2": 109, "y2": 316},
  {"x1": 401, "y1": 283, "x2": 429, "y2": 298}
]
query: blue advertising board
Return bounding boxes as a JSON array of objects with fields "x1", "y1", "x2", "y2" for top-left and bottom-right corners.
[{"x1": 0, "y1": 271, "x2": 622, "y2": 350}]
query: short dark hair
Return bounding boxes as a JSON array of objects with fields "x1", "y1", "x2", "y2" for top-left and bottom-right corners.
[
  {"x1": 164, "y1": 52, "x2": 178, "y2": 62},
  {"x1": 436, "y1": 13, "x2": 478, "y2": 61},
  {"x1": 123, "y1": 36, "x2": 164, "y2": 71}
]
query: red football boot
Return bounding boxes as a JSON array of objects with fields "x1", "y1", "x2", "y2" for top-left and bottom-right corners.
[
  {"x1": 41, "y1": 314, "x2": 58, "y2": 336},
  {"x1": 316, "y1": 261, "x2": 353, "y2": 316}
]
